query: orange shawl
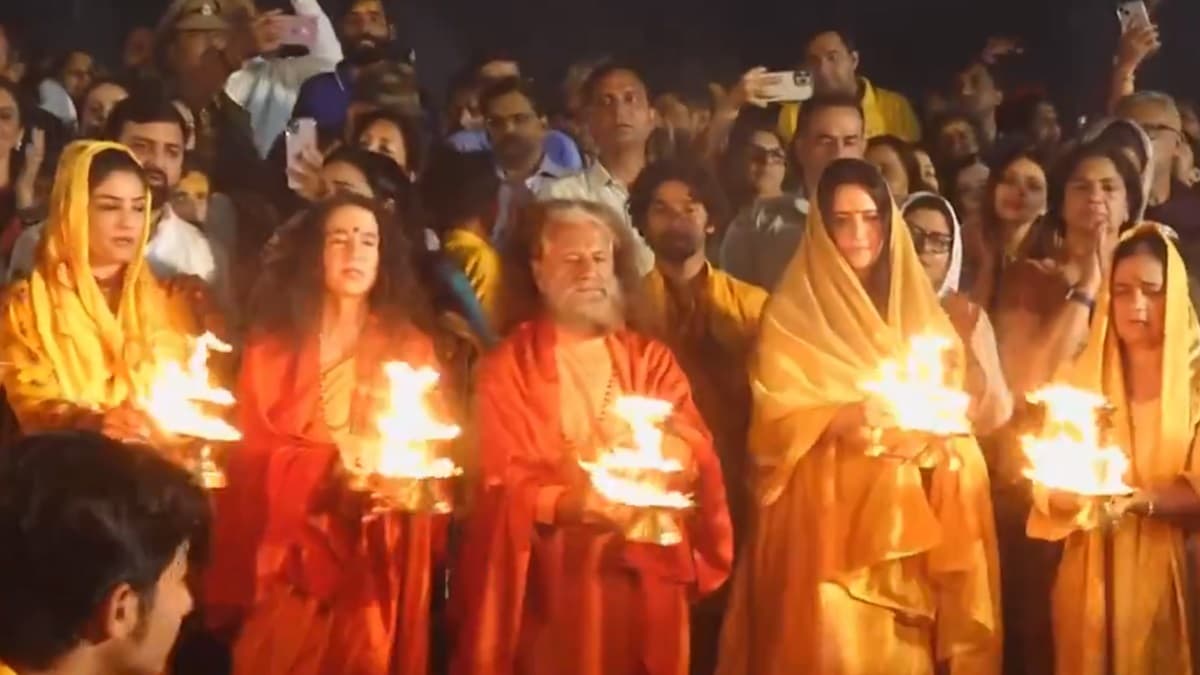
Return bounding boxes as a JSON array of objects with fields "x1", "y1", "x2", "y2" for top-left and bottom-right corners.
[
  {"x1": 450, "y1": 318, "x2": 734, "y2": 675},
  {"x1": 206, "y1": 318, "x2": 444, "y2": 675}
]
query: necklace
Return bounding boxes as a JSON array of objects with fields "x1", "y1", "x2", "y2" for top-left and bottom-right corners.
[{"x1": 556, "y1": 342, "x2": 619, "y2": 457}]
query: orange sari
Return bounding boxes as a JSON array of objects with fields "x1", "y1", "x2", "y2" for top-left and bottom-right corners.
[
  {"x1": 205, "y1": 318, "x2": 445, "y2": 675},
  {"x1": 450, "y1": 318, "x2": 734, "y2": 675}
]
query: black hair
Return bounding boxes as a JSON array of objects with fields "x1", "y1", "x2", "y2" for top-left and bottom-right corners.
[
  {"x1": 350, "y1": 107, "x2": 425, "y2": 173},
  {"x1": 48, "y1": 48, "x2": 92, "y2": 81},
  {"x1": 103, "y1": 91, "x2": 189, "y2": 145},
  {"x1": 468, "y1": 48, "x2": 521, "y2": 77},
  {"x1": 0, "y1": 77, "x2": 28, "y2": 178},
  {"x1": 805, "y1": 25, "x2": 858, "y2": 55},
  {"x1": 929, "y1": 111, "x2": 985, "y2": 170},
  {"x1": 250, "y1": 193, "x2": 434, "y2": 342},
  {"x1": 87, "y1": 147, "x2": 147, "y2": 190},
  {"x1": 628, "y1": 159, "x2": 730, "y2": 236},
  {"x1": 81, "y1": 77, "x2": 130, "y2": 107},
  {"x1": 817, "y1": 158, "x2": 893, "y2": 313},
  {"x1": 0, "y1": 431, "x2": 210, "y2": 670},
  {"x1": 419, "y1": 148, "x2": 499, "y2": 237},
  {"x1": 338, "y1": 0, "x2": 392, "y2": 24},
  {"x1": 479, "y1": 76, "x2": 545, "y2": 119},
  {"x1": 581, "y1": 60, "x2": 650, "y2": 105},
  {"x1": 322, "y1": 145, "x2": 416, "y2": 220},
  {"x1": 796, "y1": 93, "x2": 864, "y2": 135},
  {"x1": 867, "y1": 134, "x2": 932, "y2": 195},
  {"x1": 1046, "y1": 141, "x2": 1145, "y2": 236}
]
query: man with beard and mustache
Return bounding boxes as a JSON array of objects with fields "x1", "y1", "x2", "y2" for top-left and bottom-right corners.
[
  {"x1": 539, "y1": 62, "x2": 658, "y2": 275},
  {"x1": 629, "y1": 160, "x2": 766, "y2": 675},
  {"x1": 292, "y1": 0, "x2": 413, "y2": 137},
  {"x1": 6, "y1": 95, "x2": 221, "y2": 299},
  {"x1": 482, "y1": 77, "x2": 575, "y2": 245},
  {"x1": 225, "y1": 0, "x2": 343, "y2": 157},
  {"x1": 451, "y1": 198, "x2": 733, "y2": 675}
]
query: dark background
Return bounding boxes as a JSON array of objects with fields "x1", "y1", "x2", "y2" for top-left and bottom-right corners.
[{"x1": 2, "y1": 0, "x2": 1198, "y2": 122}]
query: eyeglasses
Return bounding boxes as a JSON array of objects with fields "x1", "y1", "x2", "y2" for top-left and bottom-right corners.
[
  {"x1": 748, "y1": 146, "x2": 786, "y2": 165},
  {"x1": 909, "y1": 225, "x2": 953, "y2": 255}
]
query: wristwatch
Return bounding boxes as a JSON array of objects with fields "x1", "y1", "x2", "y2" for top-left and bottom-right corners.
[{"x1": 1065, "y1": 287, "x2": 1096, "y2": 312}]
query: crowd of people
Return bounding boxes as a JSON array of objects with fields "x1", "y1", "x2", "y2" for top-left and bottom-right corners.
[{"x1": 0, "y1": 0, "x2": 1198, "y2": 673}]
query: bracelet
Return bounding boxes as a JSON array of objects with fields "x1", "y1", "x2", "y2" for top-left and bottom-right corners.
[{"x1": 1065, "y1": 287, "x2": 1096, "y2": 312}]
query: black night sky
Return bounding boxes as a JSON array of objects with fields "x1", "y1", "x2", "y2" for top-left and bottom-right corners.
[{"x1": 2, "y1": 0, "x2": 1198, "y2": 122}]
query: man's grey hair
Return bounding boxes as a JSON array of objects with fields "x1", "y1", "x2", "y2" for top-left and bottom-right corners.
[{"x1": 1116, "y1": 90, "x2": 1181, "y2": 119}]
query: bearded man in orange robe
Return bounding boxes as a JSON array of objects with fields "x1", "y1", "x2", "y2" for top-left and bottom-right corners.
[{"x1": 450, "y1": 198, "x2": 734, "y2": 675}]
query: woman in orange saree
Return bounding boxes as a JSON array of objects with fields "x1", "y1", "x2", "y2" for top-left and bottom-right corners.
[{"x1": 205, "y1": 194, "x2": 448, "y2": 675}]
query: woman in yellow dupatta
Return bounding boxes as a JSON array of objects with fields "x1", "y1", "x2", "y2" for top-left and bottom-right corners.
[
  {"x1": 1029, "y1": 224, "x2": 1200, "y2": 674},
  {"x1": 716, "y1": 158, "x2": 1002, "y2": 675},
  {"x1": 0, "y1": 141, "x2": 193, "y2": 437}
]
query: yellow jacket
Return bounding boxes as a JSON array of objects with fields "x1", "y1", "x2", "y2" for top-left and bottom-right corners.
[
  {"x1": 639, "y1": 262, "x2": 767, "y2": 360},
  {"x1": 0, "y1": 142, "x2": 193, "y2": 431},
  {"x1": 778, "y1": 77, "x2": 921, "y2": 143},
  {"x1": 640, "y1": 262, "x2": 767, "y2": 531}
]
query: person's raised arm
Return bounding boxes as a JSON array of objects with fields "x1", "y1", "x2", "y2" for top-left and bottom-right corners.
[
  {"x1": 1108, "y1": 23, "x2": 1160, "y2": 113},
  {"x1": 694, "y1": 67, "x2": 768, "y2": 166}
]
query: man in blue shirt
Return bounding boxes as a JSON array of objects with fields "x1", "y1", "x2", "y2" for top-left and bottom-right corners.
[
  {"x1": 447, "y1": 56, "x2": 583, "y2": 171},
  {"x1": 292, "y1": 0, "x2": 412, "y2": 136}
]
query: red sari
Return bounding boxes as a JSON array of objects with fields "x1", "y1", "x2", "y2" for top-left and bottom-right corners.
[
  {"x1": 205, "y1": 318, "x2": 444, "y2": 675},
  {"x1": 450, "y1": 318, "x2": 734, "y2": 675}
]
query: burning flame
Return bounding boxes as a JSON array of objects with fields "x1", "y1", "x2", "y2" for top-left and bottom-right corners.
[
  {"x1": 580, "y1": 395, "x2": 692, "y2": 510},
  {"x1": 860, "y1": 333, "x2": 971, "y2": 436},
  {"x1": 142, "y1": 332, "x2": 240, "y2": 441},
  {"x1": 1021, "y1": 385, "x2": 1132, "y2": 497},
  {"x1": 373, "y1": 362, "x2": 462, "y2": 479}
]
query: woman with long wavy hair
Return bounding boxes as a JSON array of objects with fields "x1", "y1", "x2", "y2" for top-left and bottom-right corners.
[{"x1": 206, "y1": 193, "x2": 446, "y2": 675}]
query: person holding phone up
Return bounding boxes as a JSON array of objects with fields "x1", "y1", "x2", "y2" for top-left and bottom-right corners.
[{"x1": 224, "y1": 0, "x2": 344, "y2": 158}]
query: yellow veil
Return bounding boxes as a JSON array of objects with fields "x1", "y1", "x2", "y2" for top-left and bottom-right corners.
[
  {"x1": 740, "y1": 167, "x2": 1001, "y2": 668},
  {"x1": 1031, "y1": 223, "x2": 1200, "y2": 673},
  {"x1": 750, "y1": 175, "x2": 964, "y2": 503},
  {"x1": 1, "y1": 141, "x2": 186, "y2": 422}
]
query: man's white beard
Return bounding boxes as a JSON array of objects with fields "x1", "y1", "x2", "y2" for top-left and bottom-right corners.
[{"x1": 549, "y1": 282, "x2": 626, "y2": 335}]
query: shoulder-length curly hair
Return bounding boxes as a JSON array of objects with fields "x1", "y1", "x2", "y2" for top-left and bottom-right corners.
[
  {"x1": 499, "y1": 198, "x2": 649, "y2": 332},
  {"x1": 249, "y1": 193, "x2": 435, "y2": 343}
]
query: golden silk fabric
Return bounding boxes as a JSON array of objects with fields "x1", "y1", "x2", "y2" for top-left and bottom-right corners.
[
  {"x1": 1029, "y1": 223, "x2": 1200, "y2": 675},
  {"x1": 0, "y1": 141, "x2": 190, "y2": 426},
  {"x1": 717, "y1": 197, "x2": 1001, "y2": 674}
]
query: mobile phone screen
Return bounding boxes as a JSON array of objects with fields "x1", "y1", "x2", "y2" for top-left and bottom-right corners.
[
  {"x1": 275, "y1": 15, "x2": 318, "y2": 48},
  {"x1": 1117, "y1": 1, "x2": 1151, "y2": 32},
  {"x1": 286, "y1": 118, "x2": 318, "y2": 190}
]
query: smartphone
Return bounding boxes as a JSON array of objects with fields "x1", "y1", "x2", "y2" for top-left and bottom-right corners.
[
  {"x1": 757, "y1": 70, "x2": 814, "y2": 104},
  {"x1": 1117, "y1": 0, "x2": 1151, "y2": 32},
  {"x1": 274, "y1": 15, "x2": 318, "y2": 48},
  {"x1": 285, "y1": 118, "x2": 317, "y2": 190}
]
